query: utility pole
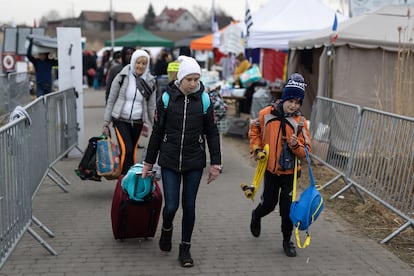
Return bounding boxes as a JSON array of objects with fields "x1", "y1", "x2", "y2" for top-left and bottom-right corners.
[{"x1": 110, "y1": 0, "x2": 115, "y2": 48}]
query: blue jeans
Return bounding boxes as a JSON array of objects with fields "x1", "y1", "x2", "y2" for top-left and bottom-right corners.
[{"x1": 160, "y1": 167, "x2": 203, "y2": 243}]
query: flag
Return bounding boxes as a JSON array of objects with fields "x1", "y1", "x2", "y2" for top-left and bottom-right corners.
[
  {"x1": 245, "y1": 0, "x2": 253, "y2": 48},
  {"x1": 330, "y1": 13, "x2": 338, "y2": 44},
  {"x1": 332, "y1": 13, "x2": 338, "y2": 31},
  {"x1": 245, "y1": 0, "x2": 253, "y2": 37},
  {"x1": 211, "y1": 0, "x2": 220, "y2": 48},
  {"x1": 211, "y1": 0, "x2": 219, "y2": 34}
]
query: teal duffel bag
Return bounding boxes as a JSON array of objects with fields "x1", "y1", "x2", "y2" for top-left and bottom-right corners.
[{"x1": 121, "y1": 163, "x2": 155, "y2": 202}]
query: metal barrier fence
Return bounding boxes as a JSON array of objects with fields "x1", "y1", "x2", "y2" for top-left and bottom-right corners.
[
  {"x1": 43, "y1": 89, "x2": 79, "y2": 194},
  {"x1": 0, "y1": 88, "x2": 79, "y2": 269},
  {"x1": 0, "y1": 72, "x2": 32, "y2": 118},
  {"x1": 0, "y1": 113, "x2": 33, "y2": 271},
  {"x1": 310, "y1": 96, "x2": 414, "y2": 243},
  {"x1": 0, "y1": 74, "x2": 7, "y2": 116}
]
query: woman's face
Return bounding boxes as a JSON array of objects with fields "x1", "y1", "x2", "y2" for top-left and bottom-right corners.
[
  {"x1": 283, "y1": 99, "x2": 301, "y2": 114},
  {"x1": 134, "y1": 57, "x2": 148, "y2": 76},
  {"x1": 178, "y1": 73, "x2": 200, "y2": 94}
]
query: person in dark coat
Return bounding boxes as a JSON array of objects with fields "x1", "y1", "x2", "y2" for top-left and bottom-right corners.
[
  {"x1": 26, "y1": 38, "x2": 58, "y2": 97},
  {"x1": 105, "y1": 47, "x2": 136, "y2": 103},
  {"x1": 142, "y1": 56, "x2": 222, "y2": 268}
]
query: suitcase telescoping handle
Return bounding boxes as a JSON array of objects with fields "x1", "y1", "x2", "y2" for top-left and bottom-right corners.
[{"x1": 134, "y1": 172, "x2": 155, "y2": 199}]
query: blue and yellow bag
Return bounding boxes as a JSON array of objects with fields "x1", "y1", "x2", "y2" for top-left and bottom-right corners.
[
  {"x1": 96, "y1": 137, "x2": 121, "y2": 180},
  {"x1": 289, "y1": 147, "x2": 324, "y2": 248}
]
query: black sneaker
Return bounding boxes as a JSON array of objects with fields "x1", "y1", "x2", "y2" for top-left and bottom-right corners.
[
  {"x1": 159, "y1": 227, "x2": 173, "y2": 252},
  {"x1": 178, "y1": 243, "x2": 194, "y2": 267},
  {"x1": 250, "y1": 211, "x2": 261, "y2": 237},
  {"x1": 283, "y1": 241, "x2": 297, "y2": 257}
]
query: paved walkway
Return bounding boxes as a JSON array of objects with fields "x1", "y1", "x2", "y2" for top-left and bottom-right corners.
[{"x1": 0, "y1": 88, "x2": 412, "y2": 275}]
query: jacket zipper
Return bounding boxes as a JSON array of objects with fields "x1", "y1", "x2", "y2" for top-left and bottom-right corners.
[
  {"x1": 178, "y1": 95, "x2": 189, "y2": 171},
  {"x1": 128, "y1": 87, "x2": 138, "y2": 126},
  {"x1": 274, "y1": 124, "x2": 282, "y2": 171}
]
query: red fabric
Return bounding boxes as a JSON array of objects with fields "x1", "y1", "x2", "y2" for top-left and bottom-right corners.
[
  {"x1": 261, "y1": 49, "x2": 288, "y2": 82},
  {"x1": 213, "y1": 48, "x2": 226, "y2": 64}
]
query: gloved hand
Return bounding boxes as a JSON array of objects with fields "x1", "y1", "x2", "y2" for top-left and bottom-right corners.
[
  {"x1": 141, "y1": 162, "x2": 153, "y2": 179},
  {"x1": 207, "y1": 165, "x2": 221, "y2": 184}
]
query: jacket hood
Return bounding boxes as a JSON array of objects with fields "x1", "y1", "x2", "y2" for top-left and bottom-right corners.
[{"x1": 130, "y1": 49, "x2": 151, "y2": 76}]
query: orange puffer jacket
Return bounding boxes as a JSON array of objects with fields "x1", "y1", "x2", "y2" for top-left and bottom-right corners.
[{"x1": 249, "y1": 105, "x2": 311, "y2": 176}]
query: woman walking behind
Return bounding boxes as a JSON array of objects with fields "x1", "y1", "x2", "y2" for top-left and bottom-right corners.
[
  {"x1": 142, "y1": 56, "x2": 222, "y2": 267},
  {"x1": 103, "y1": 50, "x2": 156, "y2": 174}
]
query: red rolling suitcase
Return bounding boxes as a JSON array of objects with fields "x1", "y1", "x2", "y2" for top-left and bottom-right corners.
[{"x1": 111, "y1": 174, "x2": 162, "y2": 240}]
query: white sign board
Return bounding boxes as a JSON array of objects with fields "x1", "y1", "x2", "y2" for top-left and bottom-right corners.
[
  {"x1": 350, "y1": 0, "x2": 406, "y2": 17},
  {"x1": 57, "y1": 27, "x2": 84, "y2": 156}
]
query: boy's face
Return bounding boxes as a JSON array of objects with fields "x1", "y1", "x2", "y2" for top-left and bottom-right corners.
[{"x1": 282, "y1": 99, "x2": 301, "y2": 114}]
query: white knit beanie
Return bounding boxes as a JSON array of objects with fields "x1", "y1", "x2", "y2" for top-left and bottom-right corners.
[{"x1": 177, "y1": 56, "x2": 201, "y2": 82}]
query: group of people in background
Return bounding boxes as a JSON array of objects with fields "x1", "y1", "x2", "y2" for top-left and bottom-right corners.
[{"x1": 82, "y1": 46, "x2": 193, "y2": 92}]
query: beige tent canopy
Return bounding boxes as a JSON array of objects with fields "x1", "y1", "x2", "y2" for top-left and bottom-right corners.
[{"x1": 288, "y1": 4, "x2": 414, "y2": 117}]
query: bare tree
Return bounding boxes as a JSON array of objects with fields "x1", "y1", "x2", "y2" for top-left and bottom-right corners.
[
  {"x1": 44, "y1": 10, "x2": 62, "y2": 21},
  {"x1": 191, "y1": 5, "x2": 209, "y2": 22},
  {"x1": 143, "y1": 4, "x2": 156, "y2": 29},
  {"x1": 191, "y1": 5, "x2": 233, "y2": 30}
]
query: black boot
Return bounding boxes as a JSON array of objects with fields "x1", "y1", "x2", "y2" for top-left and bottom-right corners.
[
  {"x1": 250, "y1": 210, "x2": 261, "y2": 237},
  {"x1": 283, "y1": 240, "x2": 297, "y2": 257},
  {"x1": 178, "y1": 242, "x2": 194, "y2": 267},
  {"x1": 159, "y1": 226, "x2": 173, "y2": 252}
]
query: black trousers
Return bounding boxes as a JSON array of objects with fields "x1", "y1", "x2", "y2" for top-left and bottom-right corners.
[
  {"x1": 113, "y1": 119, "x2": 143, "y2": 174},
  {"x1": 253, "y1": 171, "x2": 294, "y2": 241}
]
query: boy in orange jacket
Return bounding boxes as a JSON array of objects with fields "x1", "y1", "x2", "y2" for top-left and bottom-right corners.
[{"x1": 248, "y1": 73, "x2": 311, "y2": 257}]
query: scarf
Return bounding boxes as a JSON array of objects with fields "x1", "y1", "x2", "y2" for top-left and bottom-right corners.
[{"x1": 135, "y1": 75, "x2": 153, "y2": 100}]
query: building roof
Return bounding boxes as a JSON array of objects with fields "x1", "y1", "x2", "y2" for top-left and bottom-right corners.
[
  {"x1": 80, "y1": 11, "x2": 136, "y2": 23},
  {"x1": 157, "y1": 8, "x2": 187, "y2": 23}
]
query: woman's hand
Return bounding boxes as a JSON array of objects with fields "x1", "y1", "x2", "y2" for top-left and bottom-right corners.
[
  {"x1": 102, "y1": 125, "x2": 110, "y2": 137},
  {"x1": 141, "y1": 162, "x2": 153, "y2": 178},
  {"x1": 207, "y1": 165, "x2": 222, "y2": 184}
]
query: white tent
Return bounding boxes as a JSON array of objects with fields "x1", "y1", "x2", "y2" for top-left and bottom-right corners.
[
  {"x1": 218, "y1": 23, "x2": 244, "y2": 55},
  {"x1": 288, "y1": 4, "x2": 414, "y2": 118},
  {"x1": 248, "y1": 0, "x2": 348, "y2": 50}
]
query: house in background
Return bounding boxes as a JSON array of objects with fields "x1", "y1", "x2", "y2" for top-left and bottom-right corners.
[
  {"x1": 155, "y1": 8, "x2": 198, "y2": 31},
  {"x1": 79, "y1": 11, "x2": 136, "y2": 31}
]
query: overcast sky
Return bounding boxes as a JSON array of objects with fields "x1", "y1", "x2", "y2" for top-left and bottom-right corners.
[
  {"x1": 0, "y1": 0, "x2": 267, "y2": 26},
  {"x1": 0, "y1": 0, "x2": 345, "y2": 26}
]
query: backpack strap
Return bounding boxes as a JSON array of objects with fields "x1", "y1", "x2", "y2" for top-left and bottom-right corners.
[
  {"x1": 285, "y1": 116, "x2": 302, "y2": 135},
  {"x1": 162, "y1": 91, "x2": 210, "y2": 114},
  {"x1": 162, "y1": 91, "x2": 170, "y2": 109},
  {"x1": 119, "y1": 74, "x2": 126, "y2": 87},
  {"x1": 201, "y1": 91, "x2": 211, "y2": 114},
  {"x1": 285, "y1": 116, "x2": 310, "y2": 146}
]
